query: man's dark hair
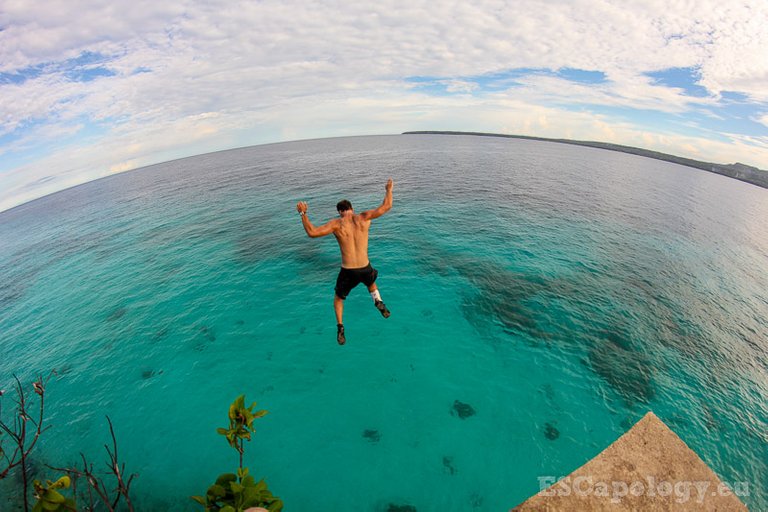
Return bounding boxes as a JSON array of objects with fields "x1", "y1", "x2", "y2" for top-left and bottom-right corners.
[{"x1": 336, "y1": 199, "x2": 353, "y2": 212}]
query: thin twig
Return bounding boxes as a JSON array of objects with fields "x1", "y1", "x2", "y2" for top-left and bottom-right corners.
[
  {"x1": 104, "y1": 416, "x2": 135, "y2": 511},
  {"x1": 49, "y1": 454, "x2": 114, "y2": 511},
  {"x1": 239, "y1": 438, "x2": 244, "y2": 471},
  {"x1": 15, "y1": 376, "x2": 30, "y2": 512}
]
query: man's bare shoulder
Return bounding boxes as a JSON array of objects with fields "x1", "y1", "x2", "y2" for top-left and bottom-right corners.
[{"x1": 356, "y1": 211, "x2": 375, "y2": 222}]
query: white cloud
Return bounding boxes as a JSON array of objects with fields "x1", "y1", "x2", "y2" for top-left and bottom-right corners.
[
  {"x1": 443, "y1": 80, "x2": 480, "y2": 94},
  {"x1": 696, "y1": 2, "x2": 768, "y2": 102},
  {"x1": 487, "y1": 74, "x2": 716, "y2": 114},
  {"x1": 1, "y1": 0, "x2": 768, "y2": 211}
]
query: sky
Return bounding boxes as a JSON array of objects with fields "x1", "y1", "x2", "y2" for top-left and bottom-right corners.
[{"x1": 2, "y1": 0, "x2": 768, "y2": 212}]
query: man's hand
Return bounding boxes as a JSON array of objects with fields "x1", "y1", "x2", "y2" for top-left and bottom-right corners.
[
  {"x1": 385, "y1": 179, "x2": 393, "y2": 192},
  {"x1": 296, "y1": 201, "x2": 308, "y2": 214}
]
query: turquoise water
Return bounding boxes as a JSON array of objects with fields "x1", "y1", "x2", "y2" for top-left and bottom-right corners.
[{"x1": 0, "y1": 135, "x2": 766, "y2": 510}]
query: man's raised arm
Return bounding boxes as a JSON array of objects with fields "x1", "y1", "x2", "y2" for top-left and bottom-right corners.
[
  {"x1": 361, "y1": 179, "x2": 394, "y2": 221},
  {"x1": 296, "y1": 201, "x2": 338, "y2": 238}
]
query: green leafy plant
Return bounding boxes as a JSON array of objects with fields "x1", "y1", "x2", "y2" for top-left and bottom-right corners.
[
  {"x1": 192, "y1": 395, "x2": 282, "y2": 512},
  {"x1": 32, "y1": 475, "x2": 75, "y2": 512}
]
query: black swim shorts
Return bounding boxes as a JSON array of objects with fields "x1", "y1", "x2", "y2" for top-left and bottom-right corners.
[{"x1": 334, "y1": 263, "x2": 378, "y2": 300}]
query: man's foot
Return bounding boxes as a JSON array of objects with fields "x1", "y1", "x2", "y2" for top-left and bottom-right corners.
[
  {"x1": 374, "y1": 299, "x2": 391, "y2": 318},
  {"x1": 337, "y1": 324, "x2": 346, "y2": 345}
]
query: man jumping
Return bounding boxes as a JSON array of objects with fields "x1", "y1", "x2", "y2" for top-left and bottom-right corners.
[{"x1": 296, "y1": 179, "x2": 394, "y2": 345}]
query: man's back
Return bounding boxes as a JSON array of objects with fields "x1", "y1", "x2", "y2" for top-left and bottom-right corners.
[
  {"x1": 296, "y1": 178, "x2": 393, "y2": 268},
  {"x1": 334, "y1": 214, "x2": 371, "y2": 268}
]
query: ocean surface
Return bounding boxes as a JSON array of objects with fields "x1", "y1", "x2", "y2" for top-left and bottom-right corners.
[{"x1": 0, "y1": 134, "x2": 766, "y2": 511}]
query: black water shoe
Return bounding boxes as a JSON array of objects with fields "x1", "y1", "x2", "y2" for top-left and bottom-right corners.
[{"x1": 375, "y1": 300, "x2": 391, "y2": 318}]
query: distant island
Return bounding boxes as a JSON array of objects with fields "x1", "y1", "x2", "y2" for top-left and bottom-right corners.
[{"x1": 402, "y1": 131, "x2": 768, "y2": 189}]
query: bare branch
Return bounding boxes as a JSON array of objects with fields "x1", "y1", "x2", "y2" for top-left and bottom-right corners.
[{"x1": 104, "y1": 416, "x2": 135, "y2": 512}]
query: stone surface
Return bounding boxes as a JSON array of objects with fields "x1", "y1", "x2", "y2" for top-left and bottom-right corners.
[{"x1": 512, "y1": 412, "x2": 748, "y2": 511}]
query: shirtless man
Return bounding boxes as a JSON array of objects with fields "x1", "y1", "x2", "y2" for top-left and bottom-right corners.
[{"x1": 296, "y1": 179, "x2": 393, "y2": 345}]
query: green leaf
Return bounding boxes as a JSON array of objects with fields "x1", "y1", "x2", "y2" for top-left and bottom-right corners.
[
  {"x1": 229, "y1": 395, "x2": 245, "y2": 421},
  {"x1": 41, "y1": 499, "x2": 61, "y2": 511},
  {"x1": 253, "y1": 409, "x2": 268, "y2": 418},
  {"x1": 268, "y1": 499, "x2": 284, "y2": 512},
  {"x1": 220, "y1": 506, "x2": 236, "y2": 512},
  {"x1": 254, "y1": 479, "x2": 267, "y2": 493},
  {"x1": 207, "y1": 484, "x2": 227, "y2": 499},
  {"x1": 51, "y1": 476, "x2": 70, "y2": 489},
  {"x1": 43, "y1": 489, "x2": 66, "y2": 504},
  {"x1": 191, "y1": 496, "x2": 207, "y2": 506},
  {"x1": 242, "y1": 486, "x2": 260, "y2": 504},
  {"x1": 242, "y1": 475, "x2": 255, "y2": 487},
  {"x1": 215, "y1": 473, "x2": 237, "y2": 486},
  {"x1": 230, "y1": 481, "x2": 244, "y2": 494},
  {"x1": 216, "y1": 427, "x2": 228, "y2": 436}
]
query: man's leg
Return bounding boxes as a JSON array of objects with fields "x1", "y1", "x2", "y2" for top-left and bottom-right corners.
[
  {"x1": 367, "y1": 283, "x2": 390, "y2": 318},
  {"x1": 334, "y1": 294, "x2": 344, "y2": 324},
  {"x1": 334, "y1": 294, "x2": 346, "y2": 345},
  {"x1": 334, "y1": 267, "x2": 351, "y2": 346}
]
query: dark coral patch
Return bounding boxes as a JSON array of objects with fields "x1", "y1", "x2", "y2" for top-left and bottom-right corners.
[
  {"x1": 415, "y1": 241, "x2": 566, "y2": 343},
  {"x1": 199, "y1": 325, "x2": 216, "y2": 342},
  {"x1": 107, "y1": 307, "x2": 127, "y2": 321},
  {"x1": 55, "y1": 364, "x2": 73, "y2": 376},
  {"x1": 387, "y1": 505, "x2": 416, "y2": 512},
  {"x1": 469, "y1": 492, "x2": 484, "y2": 509},
  {"x1": 452, "y1": 400, "x2": 476, "y2": 419},
  {"x1": 442, "y1": 456, "x2": 456, "y2": 475},
  {"x1": 540, "y1": 383, "x2": 556, "y2": 402},
  {"x1": 587, "y1": 327, "x2": 655, "y2": 405},
  {"x1": 544, "y1": 422, "x2": 560, "y2": 440}
]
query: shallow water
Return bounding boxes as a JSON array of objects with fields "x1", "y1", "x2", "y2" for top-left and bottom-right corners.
[{"x1": 0, "y1": 134, "x2": 766, "y2": 510}]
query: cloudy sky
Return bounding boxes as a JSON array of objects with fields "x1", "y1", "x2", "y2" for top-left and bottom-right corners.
[{"x1": 2, "y1": 0, "x2": 768, "y2": 212}]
